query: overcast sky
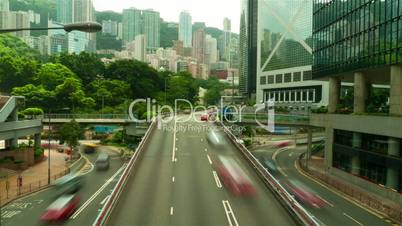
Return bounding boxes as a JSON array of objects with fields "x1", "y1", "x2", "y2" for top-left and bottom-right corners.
[{"x1": 93, "y1": 0, "x2": 240, "y2": 33}]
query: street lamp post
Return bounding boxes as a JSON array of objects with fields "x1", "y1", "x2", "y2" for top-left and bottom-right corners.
[
  {"x1": 48, "y1": 112, "x2": 51, "y2": 184},
  {"x1": 0, "y1": 22, "x2": 102, "y2": 34}
]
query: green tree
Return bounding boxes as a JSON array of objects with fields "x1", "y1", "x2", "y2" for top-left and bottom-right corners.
[
  {"x1": 88, "y1": 79, "x2": 131, "y2": 109},
  {"x1": 35, "y1": 63, "x2": 78, "y2": 90},
  {"x1": 167, "y1": 72, "x2": 199, "y2": 105},
  {"x1": 11, "y1": 85, "x2": 55, "y2": 109},
  {"x1": 59, "y1": 119, "x2": 82, "y2": 153},
  {"x1": 55, "y1": 78, "x2": 95, "y2": 111},
  {"x1": 51, "y1": 52, "x2": 105, "y2": 88},
  {"x1": 105, "y1": 60, "x2": 161, "y2": 99},
  {"x1": 97, "y1": 34, "x2": 122, "y2": 51}
]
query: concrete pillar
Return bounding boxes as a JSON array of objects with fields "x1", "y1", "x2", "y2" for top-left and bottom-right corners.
[
  {"x1": 324, "y1": 127, "x2": 334, "y2": 170},
  {"x1": 7, "y1": 138, "x2": 18, "y2": 149},
  {"x1": 354, "y1": 72, "x2": 370, "y2": 113},
  {"x1": 328, "y1": 77, "x2": 341, "y2": 113},
  {"x1": 34, "y1": 133, "x2": 41, "y2": 149},
  {"x1": 306, "y1": 127, "x2": 313, "y2": 168},
  {"x1": 350, "y1": 132, "x2": 361, "y2": 175},
  {"x1": 390, "y1": 65, "x2": 402, "y2": 116},
  {"x1": 386, "y1": 137, "x2": 400, "y2": 189},
  {"x1": 352, "y1": 132, "x2": 362, "y2": 148}
]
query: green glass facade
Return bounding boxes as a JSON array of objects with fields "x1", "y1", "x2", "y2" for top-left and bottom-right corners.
[
  {"x1": 313, "y1": 0, "x2": 402, "y2": 78},
  {"x1": 260, "y1": 0, "x2": 313, "y2": 72},
  {"x1": 239, "y1": 0, "x2": 258, "y2": 96}
]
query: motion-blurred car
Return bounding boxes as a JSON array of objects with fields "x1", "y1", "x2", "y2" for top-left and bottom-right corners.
[
  {"x1": 53, "y1": 174, "x2": 83, "y2": 196},
  {"x1": 41, "y1": 194, "x2": 80, "y2": 223},
  {"x1": 83, "y1": 143, "x2": 97, "y2": 153},
  {"x1": 285, "y1": 179, "x2": 326, "y2": 208},
  {"x1": 214, "y1": 156, "x2": 256, "y2": 196},
  {"x1": 262, "y1": 157, "x2": 278, "y2": 174},
  {"x1": 206, "y1": 130, "x2": 227, "y2": 147},
  {"x1": 95, "y1": 153, "x2": 110, "y2": 171},
  {"x1": 201, "y1": 114, "x2": 209, "y2": 121}
]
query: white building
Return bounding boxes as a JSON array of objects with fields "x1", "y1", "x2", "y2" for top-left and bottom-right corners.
[
  {"x1": 102, "y1": 20, "x2": 119, "y2": 36},
  {"x1": 134, "y1": 34, "x2": 146, "y2": 62},
  {"x1": 0, "y1": 0, "x2": 9, "y2": 12},
  {"x1": 0, "y1": 11, "x2": 30, "y2": 38},
  {"x1": 179, "y1": 11, "x2": 192, "y2": 48},
  {"x1": 205, "y1": 35, "x2": 218, "y2": 65}
]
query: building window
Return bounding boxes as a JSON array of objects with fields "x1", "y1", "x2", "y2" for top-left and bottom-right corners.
[
  {"x1": 260, "y1": 76, "x2": 267, "y2": 85},
  {"x1": 302, "y1": 90, "x2": 307, "y2": 101},
  {"x1": 291, "y1": 91, "x2": 295, "y2": 102},
  {"x1": 308, "y1": 90, "x2": 314, "y2": 102},
  {"x1": 303, "y1": 70, "x2": 312, "y2": 81},
  {"x1": 284, "y1": 73, "x2": 292, "y2": 83},
  {"x1": 268, "y1": 75, "x2": 275, "y2": 84},
  {"x1": 293, "y1": 72, "x2": 301, "y2": 82},
  {"x1": 275, "y1": 74, "x2": 283, "y2": 83},
  {"x1": 285, "y1": 91, "x2": 290, "y2": 102}
]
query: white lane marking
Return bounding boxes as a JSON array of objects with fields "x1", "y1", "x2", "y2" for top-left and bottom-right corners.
[
  {"x1": 1, "y1": 210, "x2": 21, "y2": 218},
  {"x1": 76, "y1": 155, "x2": 94, "y2": 176},
  {"x1": 201, "y1": 138, "x2": 203, "y2": 142},
  {"x1": 272, "y1": 147, "x2": 288, "y2": 162},
  {"x1": 170, "y1": 207, "x2": 174, "y2": 215},
  {"x1": 294, "y1": 160, "x2": 385, "y2": 220},
  {"x1": 172, "y1": 176, "x2": 175, "y2": 182},
  {"x1": 70, "y1": 163, "x2": 127, "y2": 219},
  {"x1": 100, "y1": 195, "x2": 110, "y2": 205},
  {"x1": 207, "y1": 154, "x2": 212, "y2": 165},
  {"x1": 289, "y1": 152, "x2": 293, "y2": 157},
  {"x1": 212, "y1": 171, "x2": 222, "y2": 188},
  {"x1": 222, "y1": 200, "x2": 239, "y2": 226},
  {"x1": 172, "y1": 118, "x2": 177, "y2": 162},
  {"x1": 316, "y1": 194, "x2": 334, "y2": 207},
  {"x1": 343, "y1": 213, "x2": 364, "y2": 226},
  {"x1": 205, "y1": 148, "x2": 208, "y2": 152}
]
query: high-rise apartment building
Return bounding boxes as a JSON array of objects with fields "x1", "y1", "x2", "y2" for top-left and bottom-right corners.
[
  {"x1": 122, "y1": 8, "x2": 142, "y2": 46},
  {"x1": 102, "y1": 20, "x2": 119, "y2": 36},
  {"x1": 56, "y1": 0, "x2": 73, "y2": 23},
  {"x1": 134, "y1": 34, "x2": 146, "y2": 62},
  {"x1": 0, "y1": 0, "x2": 9, "y2": 12},
  {"x1": 73, "y1": 0, "x2": 95, "y2": 23},
  {"x1": 311, "y1": 0, "x2": 402, "y2": 199},
  {"x1": 0, "y1": 11, "x2": 30, "y2": 38},
  {"x1": 142, "y1": 9, "x2": 160, "y2": 51},
  {"x1": 179, "y1": 11, "x2": 192, "y2": 48},
  {"x1": 192, "y1": 29, "x2": 206, "y2": 64},
  {"x1": 205, "y1": 35, "x2": 218, "y2": 64},
  {"x1": 222, "y1": 17, "x2": 231, "y2": 61},
  {"x1": 239, "y1": 0, "x2": 257, "y2": 97},
  {"x1": 256, "y1": 0, "x2": 328, "y2": 109}
]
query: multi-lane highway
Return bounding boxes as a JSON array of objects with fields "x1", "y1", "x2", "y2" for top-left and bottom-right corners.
[
  {"x1": 1, "y1": 145, "x2": 125, "y2": 226},
  {"x1": 253, "y1": 145, "x2": 396, "y2": 226},
  {"x1": 107, "y1": 116, "x2": 297, "y2": 226}
]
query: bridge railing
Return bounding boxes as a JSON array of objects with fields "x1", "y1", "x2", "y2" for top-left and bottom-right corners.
[
  {"x1": 44, "y1": 114, "x2": 129, "y2": 120},
  {"x1": 219, "y1": 121, "x2": 320, "y2": 226},
  {"x1": 232, "y1": 113, "x2": 310, "y2": 124},
  {"x1": 92, "y1": 117, "x2": 157, "y2": 226}
]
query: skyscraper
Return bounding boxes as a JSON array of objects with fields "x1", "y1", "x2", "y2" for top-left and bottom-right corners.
[
  {"x1": 134, "y1": 34, "x2": 146, "y2": 62},
  {"x1": 222, "y1": 18, "x2": 231, "y2": 61},
  {"x1": 179, "y1": 11, "x2": 192, "y2": 48},
  {"x1": 122, "y1": 8, "x2": 142, "y2": 46},
  {"x1": 205, "y1": 35, "x2": 218, "y2": 64},
  {"x1": 0, "y1": 0, "x2": 9, "y2": 12},
  {"x1": 192, "y1": 29, "x2": 206, "y2": 64},
  {"x1": 73, "y1": 0, "x2": 95, "y2": 23},
  {"x1": 142, "y1": 9, "x2": 160, "y2": 51},
  {"x1": 239, "y1": 0, "x2": 257, "y2": 97},
  {"x1": 56, "y1": 0, "x2": 73, "y2": 23}
]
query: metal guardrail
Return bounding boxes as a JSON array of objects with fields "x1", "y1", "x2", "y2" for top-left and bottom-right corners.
[
  {"x1": 219, "y1": 121, "x2": 320, "y2": 226},
  {"x1": 92, "y1": 117, "x2": 157, "y2": 226},
  {"x1": 44, "y1": 114, "x2": 129, "y2": 120}
]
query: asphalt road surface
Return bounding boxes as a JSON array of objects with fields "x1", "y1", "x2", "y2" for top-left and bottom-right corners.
[
  {"x1": 107, "y1": 116, "x2": 297, "y2": 226},
  {"x1": 253, "y1": 145, "x2": 396, "y2": 226},
  {"x1": 1, "y1": 145, "x2": 125, "y2": 226}
]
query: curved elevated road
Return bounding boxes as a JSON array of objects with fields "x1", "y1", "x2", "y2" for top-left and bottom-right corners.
[{"x1": 107, "y1": 116, "x2": 297, "y2": 226}]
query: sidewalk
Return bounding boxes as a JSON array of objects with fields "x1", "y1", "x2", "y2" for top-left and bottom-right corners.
[
  {"x1": 300, "y1": 156, "x2": 402, "y2": 224},
  {"x1": 0, "y1": 150, "x2": 70, "y2": 206}
]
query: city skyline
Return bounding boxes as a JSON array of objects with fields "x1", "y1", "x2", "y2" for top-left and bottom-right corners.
[{"x1": 92, "y1": 0, "x2": 240, "y2": 33}]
